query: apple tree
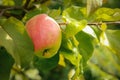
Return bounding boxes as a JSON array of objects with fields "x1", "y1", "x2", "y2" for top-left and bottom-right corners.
[{"x1": 0, "y1": 0, "x2": 120, "y2": 80}]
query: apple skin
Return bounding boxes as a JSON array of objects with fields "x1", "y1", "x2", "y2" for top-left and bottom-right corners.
[{"x1": 25, "y1": 14, "x2": 61, "y2": 58}]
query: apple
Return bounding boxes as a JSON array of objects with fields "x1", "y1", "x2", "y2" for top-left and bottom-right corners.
[{"x1": 25, "y1": 14, "x2": 62, "y2": 58}]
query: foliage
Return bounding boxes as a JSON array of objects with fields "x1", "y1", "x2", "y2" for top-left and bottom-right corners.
[{"x1": 0, "y1": 0, "x2": 120, "y2": 80}]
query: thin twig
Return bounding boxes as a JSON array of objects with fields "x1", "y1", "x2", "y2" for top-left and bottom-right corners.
[
  {"x1": 0, "y1": 6, "x2": 28, "y2": 17},
  {"x1": 0, "y1": 5, "x2": 120, "y2": 26},
  {"x1": 88, "y1": 21, "x2": 120, "y2": 25},
  {"x1": 0, "y1": 9, "x2": 5, "y2": 17},
  {"x1": 58, "y1": 21, "x2": 120, "y2": 26},
  {"x1": 0, "y1": 5, "x2": 22, "y2": 10}
]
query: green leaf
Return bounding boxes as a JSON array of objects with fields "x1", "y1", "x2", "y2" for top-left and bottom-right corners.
[
  {"x1": 60, "y1": 37, "x2": 82, "y2": 66},
  {"x1": 60, "y1": 36, "x2": 82, "y2": 79},
  {"x1": 1, "y1": 17, "x2": 34, "y2": 68},
  {"x1": 88, "y1": 62, "x2": 119, "y2": 80},
  {"x1": 63, "y1": 0, "x2": 71, "y2": 8},
  {"x1": 62, "y1": 6, "x2": 87, "y2": 22},
  {"x1": 48, "y1": 8, "x2": 61, "y2": 19},
  {"x1": 60, "y1": 50, "x2": 81, "y2": 66},
  {"x1": 62, "y1": 6, "x2": 87, "y2": 38},
  {"x1": 90, "y1": 25, "x2": 102, "y2": 41},
  {"x1": 105, "y1": 30, "x2": 120, "y2": 59},
  {"x1": 61, "y1": 37, "x2": 73, "y2": 51},
  {"x1": 2, "y1": 0, "x2": 15, "y2": 6},
  {"x1": 64, "y1": 20, "x2": 87, "y2": 38},
  {"x1": 91, "y1": 8, "x2": 120, "y2": 21},
  {"x1": 0, "y1": 17, "x2": 7, "y2": 26},
  {"x1": 113, "y1": 8, "x2": 120, "y2": 20},
  {"x1": 0, "y1": 26, "x2": 14, "y2": 56},
  {"x1": 90, "y1": 45, "x2": 120, "y2": 77},
  {"x1": 0, "y1": 47, "x2": 14, "y2": 80},
  {"x1": 9, "y1": 9, "x2": 23, "y2": 15},
  {"x1": 87, "y1": 0, "x2": 102, "y2": 16},
  {"x1": 33, "y1": 53, "x2": 59, "y2": 72},
  {"x1": 75, "y1": 31, "x2": 94, "y2": 66}
]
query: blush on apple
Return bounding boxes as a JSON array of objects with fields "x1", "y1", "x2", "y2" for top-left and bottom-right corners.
[{"x1": 25, "y1": 14, "x2": 62, "y2": 58}]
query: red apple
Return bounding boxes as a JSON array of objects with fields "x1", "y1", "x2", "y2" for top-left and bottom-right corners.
[{"x1": 25, "y1": 14, "x2": 61, "y2": 58}]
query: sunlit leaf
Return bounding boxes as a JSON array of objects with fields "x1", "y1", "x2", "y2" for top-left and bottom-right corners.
[
  {"x1": 64, "y1": 20, "x2": 87, "y2": 38},
  {"x1": 91, "y1": 8, "x2": 120, "y2": 21},
  {"x1": 62, "y1": 6, "x2": 86, "y2": 22},
  {"x1": 83, "y1": 25, "x2": 97, "y2": 38},
  {"x1": 58, "y1": 54, "x2": 66, "y2": 67},
  {"x1": 91, "y1": 25, "x2": 102, "y2": 41},
  {"x1": 2, "y1": 0, "x2": 15, "y2": 6},
  {"x1": 101, "y1": 23, "x2": 107, "y2": 31},
  {"x1": 48, "y1": 8, "x2": 61, "y2": 19}
]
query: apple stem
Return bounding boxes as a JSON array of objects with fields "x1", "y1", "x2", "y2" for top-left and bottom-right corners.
[{"x1": 43, "y1": 49, "x2": 49, "y2": 56}]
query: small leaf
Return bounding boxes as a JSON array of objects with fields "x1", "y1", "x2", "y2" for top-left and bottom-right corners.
[
  {"x1": 60, "y1": 50, "x2": 82, "y2": 66},
  {"x1": 58, "y1": 54, "x2": 66, "y2": 67},
  {"x1": 1, "y1": 17, "x2": 34, "y2": 68},
  {"x1": 0, "y1": 47, "x2": 14, "y2": 80},
  {"x1": 87, "y1": 0, "x2": 102, "y2": 16},
  {"x1": 48, "y1": 8, "x2": 61, "y2": 19},
  {"x1": 101, "y1": 23, "x2": 107, "y2": 31},
  {"x1": 91, "y1": 25, "x2": 102, "y2": 41},
  {"x1": 113, "y1": 8, "x2": 120, "y2": 20}
]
